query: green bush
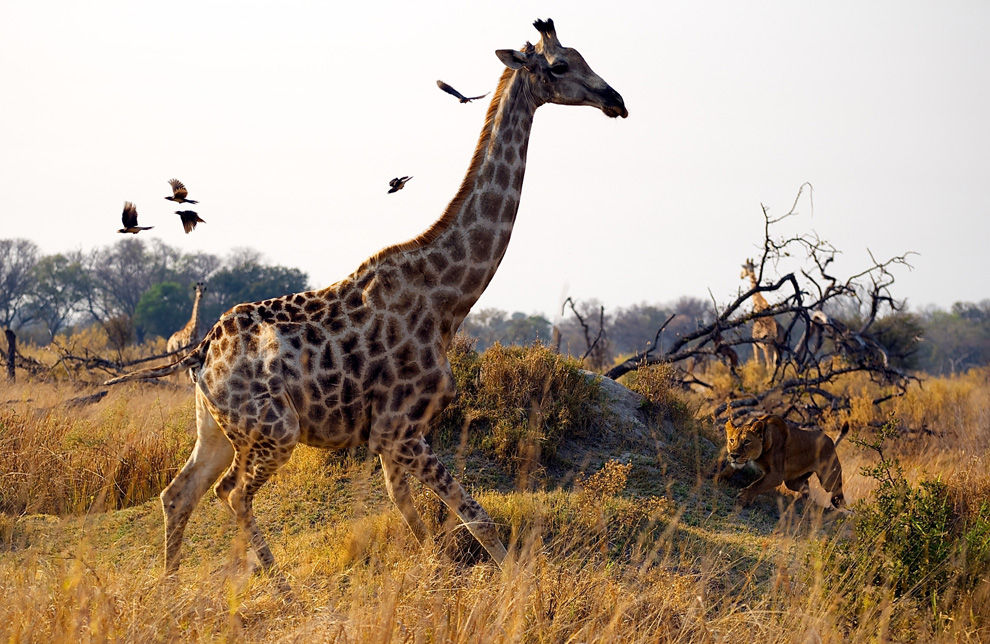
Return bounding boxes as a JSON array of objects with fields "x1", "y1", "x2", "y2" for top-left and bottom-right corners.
[
  {"x1": 834, "y1": 417, "x2": 990, "y2": 611},
  {"x1": 620, "y1": 362, "x2": 691, "y2": 424},
  {"x1": 435, "y1": 339, "x2": 604, "y2": 473}
]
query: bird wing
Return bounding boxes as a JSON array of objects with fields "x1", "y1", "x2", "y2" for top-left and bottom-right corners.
[
  {"x1": 121, "y1": 201, "x2": 138, "y2": 227},
  {"x1": 177, "y1": 211, "x2": 203, "y2": 233},
  {"x1": 437, "y1": 80, "x2": 468, "y2": 101},
  {"x1": 389, "y1": 177, "x2": 401, "y2": 188},
  {"x1": 168, "y1": 178, "x2": 188, "y2": 200},
  {"x1": 464, "y1": 93, "x2": 489, "y2": 102}
]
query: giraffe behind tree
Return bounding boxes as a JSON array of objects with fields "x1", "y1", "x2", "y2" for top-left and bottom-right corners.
[
  {"x1": 105, "y1": 18, "x2": 627, "y2": 576},
  {"x1": 741, "y1": 258, "x2": 785, "y2": 369},
  {"x1": 166, "y1": 282, "x2": 206, "y2": 379}
]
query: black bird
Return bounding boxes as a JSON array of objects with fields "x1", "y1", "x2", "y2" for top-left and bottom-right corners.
[
  {"x1": 118, "y1": 201, "x2": 153, "y2": 234},
  {"x1": 165, "y1": 178, "x2": 198, "y2": 204},
  {"x1": 437, "y1": 80, "x2": 488, "y2": 103},
  {"x1": 388, "y1": 176, "x2": 413, "y2": 193},
  {"x1": 175, "y1": 210, "x2": 206, "y2": 234}
]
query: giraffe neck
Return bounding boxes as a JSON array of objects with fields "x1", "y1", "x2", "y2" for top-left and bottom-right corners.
[
  {"x1": 437, "y1": 68, "x2": 536, "y2": 322},
  {"x1": 187, "y1": 290, "x2": 202, "y2": 336},
  {"x1": 747, "y1": 274, "x2": 770, "y2": 311},
  {"x1": 352, "y1": 67, "x2": 539, "y2": 346}
]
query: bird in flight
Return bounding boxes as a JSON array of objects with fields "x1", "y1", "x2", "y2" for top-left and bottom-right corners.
[
  {"x1": 118, "y1": 202, "x2": 153, "y2": 234},
  {"x1": 388, "y1": 176, "x2": 413, "y2": 193},
  {"x1": 436, "y1": 80, "x2": 488, "y2": 103},
  {"x1": 175, "y1": 210, "x2": 206, "y2": 234},
  {"x1": 165, "y1": 178, "x2": 198, "y2": 204}
]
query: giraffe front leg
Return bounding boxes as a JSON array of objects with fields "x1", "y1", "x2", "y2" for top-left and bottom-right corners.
[
  {"x1": 397, "y1": 436, "x2": 507, "y2": 567},
  {"x1": 379, "y1": 454, "x2": 432, "y2": 544}
]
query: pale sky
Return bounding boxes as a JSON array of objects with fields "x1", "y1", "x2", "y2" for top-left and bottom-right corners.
[{"x1": 2, "y1": 1, "x2": 987, "y2": 319}]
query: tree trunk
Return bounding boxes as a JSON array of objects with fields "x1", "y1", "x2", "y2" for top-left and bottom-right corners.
[{"x1": 5, "y1": 329, "x2": 15, "y2": 382}]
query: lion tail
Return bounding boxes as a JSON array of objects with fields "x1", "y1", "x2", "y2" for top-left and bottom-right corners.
[
  {"x1": 103, "y1": 339, "x2": 209, "y2": 386},
  {"x1": 833, "y1": 421, "x2": 850, "y2": 446}
]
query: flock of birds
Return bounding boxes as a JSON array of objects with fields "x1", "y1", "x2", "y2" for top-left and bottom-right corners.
[
  {"x1": 118, "y1": 80, "x2": 487, "y2": 235},
  {"x1": 117, "y1": 179, "x2": 205, "y2": 235},
  {"x1": 384, "y1": 80, "x2": 488, "y2": 196}
]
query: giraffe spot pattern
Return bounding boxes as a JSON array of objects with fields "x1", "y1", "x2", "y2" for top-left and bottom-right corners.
[{"x1": 171, "y1": 59, "x2": 549, "y2": 572}]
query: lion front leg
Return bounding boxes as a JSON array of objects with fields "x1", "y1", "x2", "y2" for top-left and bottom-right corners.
[
  {"x1": 711, "y1": 457, "x2": 736, "y2": 482},
  {"x1": 738, "y1": 472, "x2": 784, "y2": 506}
]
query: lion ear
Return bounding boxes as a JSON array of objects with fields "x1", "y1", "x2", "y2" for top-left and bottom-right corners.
[{"x1": 754, "y1": 419, "x2": 773, "y2": 449}]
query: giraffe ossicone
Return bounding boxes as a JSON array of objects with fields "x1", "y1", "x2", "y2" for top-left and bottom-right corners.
[{"x1": 105, "y1": 18, "x2": 626, "y2": 575}]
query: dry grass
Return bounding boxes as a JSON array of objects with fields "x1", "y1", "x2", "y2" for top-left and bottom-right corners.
[
  {"x1": 0, "y1": 382, "x2": 193, "y2": 516},
  {"x1": 0, "y1": 348, "x2": 988, "y2": 642}
]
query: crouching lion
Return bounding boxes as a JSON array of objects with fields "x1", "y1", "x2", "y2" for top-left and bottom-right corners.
[{"x1": 714, "y1": 415, "x2": 849, "y2": 508}]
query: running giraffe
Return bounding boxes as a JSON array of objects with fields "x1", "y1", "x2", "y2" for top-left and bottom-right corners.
[{"x1": 106, "y1": 18, "x2": 627, "y2": 574}]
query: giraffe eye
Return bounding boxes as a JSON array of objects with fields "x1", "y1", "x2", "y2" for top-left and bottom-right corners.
[{"x1": 550, "y1": 62, "x2": 569, "y2": 76}]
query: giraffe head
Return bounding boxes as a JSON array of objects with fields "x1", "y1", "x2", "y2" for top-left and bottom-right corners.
[
  {"x1": 194, "y1": 281, "x2": 206, "y2": 296},
  {"x1": 741, "y1": 258, "x2": 756, "y2": 280},
  {"x1": 495, "y1": 18, "x2": 627, "y2": 118}
]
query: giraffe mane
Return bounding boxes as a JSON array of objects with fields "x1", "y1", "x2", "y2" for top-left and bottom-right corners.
[{"x1": 352, "y1": 66, "x2": 515, "y2": 275}]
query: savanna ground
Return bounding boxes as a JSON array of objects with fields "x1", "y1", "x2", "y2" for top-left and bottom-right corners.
[{"x1": 1, "y1": 337, "x2": 988, "y2": 642}]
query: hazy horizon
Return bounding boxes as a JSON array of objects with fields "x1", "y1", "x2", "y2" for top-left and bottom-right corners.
[{"x1": 3, "y1": 1, "x2": 987, "y2": 319}]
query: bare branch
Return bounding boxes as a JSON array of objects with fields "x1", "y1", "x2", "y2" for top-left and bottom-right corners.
[{"x1": 608, "y1": 183, "x2": 921, "y2": 430}]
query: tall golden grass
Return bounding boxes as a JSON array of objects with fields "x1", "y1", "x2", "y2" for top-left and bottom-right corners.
[{"x1": 0, "y1": 341, "x2": 987, "y2": 642}]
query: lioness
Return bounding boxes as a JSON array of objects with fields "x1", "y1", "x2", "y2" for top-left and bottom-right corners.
[{"x1": 714, "y1": 415, "x2": 849, "y2": 508}]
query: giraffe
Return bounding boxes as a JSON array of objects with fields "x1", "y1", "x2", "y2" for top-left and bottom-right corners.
[
  {"x1": 165, "y1": 282, "x2": 206, "y2": 383},
  {"x1": 105, "y1": 18, "x2": 627, "y2": 575},
  {"x1": 166, "y1": 281, "x2": 206, "y2": 357},
  {"x1": 740, "y1": 258, "x2": 785, "y2": 369}
]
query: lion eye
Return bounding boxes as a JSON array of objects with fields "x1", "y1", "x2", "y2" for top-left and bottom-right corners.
[{"x1": 550, "y1": 62, "x2": 569, "y2": 76}]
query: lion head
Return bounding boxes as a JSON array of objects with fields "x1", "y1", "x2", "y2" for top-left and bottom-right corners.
[{"x1": 723, "y1": 417, "x2": 767, "y2": 468}]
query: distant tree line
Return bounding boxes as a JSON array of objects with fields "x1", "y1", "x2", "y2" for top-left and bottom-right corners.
[
  {"x1": 461, "y1": 296, "x2": 716, "y2": 369},
  {"x1": 1, "y1": 236, "x2": 987, "y2": 375},
  {"x1": 0, "y1": 237, "x2": 308, "y2": 348},
  {"x1": 460, "y1": 298, "x2": 990, "y2": 377}
]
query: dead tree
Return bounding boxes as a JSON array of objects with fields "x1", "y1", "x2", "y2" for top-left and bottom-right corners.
[
  {"x1": 561, "y1": 297, "x2": 609, "y2": 370},
  {"x1": 44, "y1": 338, "x2": 199, "y2": 383},
  {"x1": 606, "y1": 183, "x2": 921, "y2": 429}
]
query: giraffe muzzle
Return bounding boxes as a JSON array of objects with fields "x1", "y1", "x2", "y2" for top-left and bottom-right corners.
[{"x1": 599, "y1": 86, "x2": 628, "y2": 118}]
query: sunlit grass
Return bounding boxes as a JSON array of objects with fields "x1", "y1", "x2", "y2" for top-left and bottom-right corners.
[{"x1": 0, "y1": 346, "x2": 987, "y2": 641}]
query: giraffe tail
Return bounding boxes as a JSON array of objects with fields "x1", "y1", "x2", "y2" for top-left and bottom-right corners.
[{"x1": 103, "y1": 339, "x2": 209, "y2": 386}]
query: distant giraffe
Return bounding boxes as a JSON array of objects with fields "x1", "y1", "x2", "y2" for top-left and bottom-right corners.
[
  {"x1": 105, "y1": 18, "x2": 627, "y2": 575},
  {"x1": 740, "y1": 259, "x2": 785, "y2": 369},
  {"x1": 166, "y1": 282, "x2": 205, "y2": 378}
]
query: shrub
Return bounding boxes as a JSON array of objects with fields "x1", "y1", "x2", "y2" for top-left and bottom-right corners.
[
  {"x1": 435, "y1": 340, "x2": 604, "y2": 475},
  {"x1": 831, "y1": 416, "x2": 990, "y2": 614},
  {"x1": 621, "y1": 362, "x2": 690, "y2": 423}
]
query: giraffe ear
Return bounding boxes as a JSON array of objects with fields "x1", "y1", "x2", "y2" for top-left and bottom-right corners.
[{"x1": 496, "y1": 48, "x2": 529, "y2": 70}]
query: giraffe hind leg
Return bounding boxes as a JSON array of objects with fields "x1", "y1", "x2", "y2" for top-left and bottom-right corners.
[
  {"x1": 394, "y1": 436, "x2": 507, "y2": 566},
  {"x1": 218, "y1": 403, "x2": 299, "y2": 572},
  {"x1": 161, "y1": 388, "x2": 234, "y2": 574}
]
